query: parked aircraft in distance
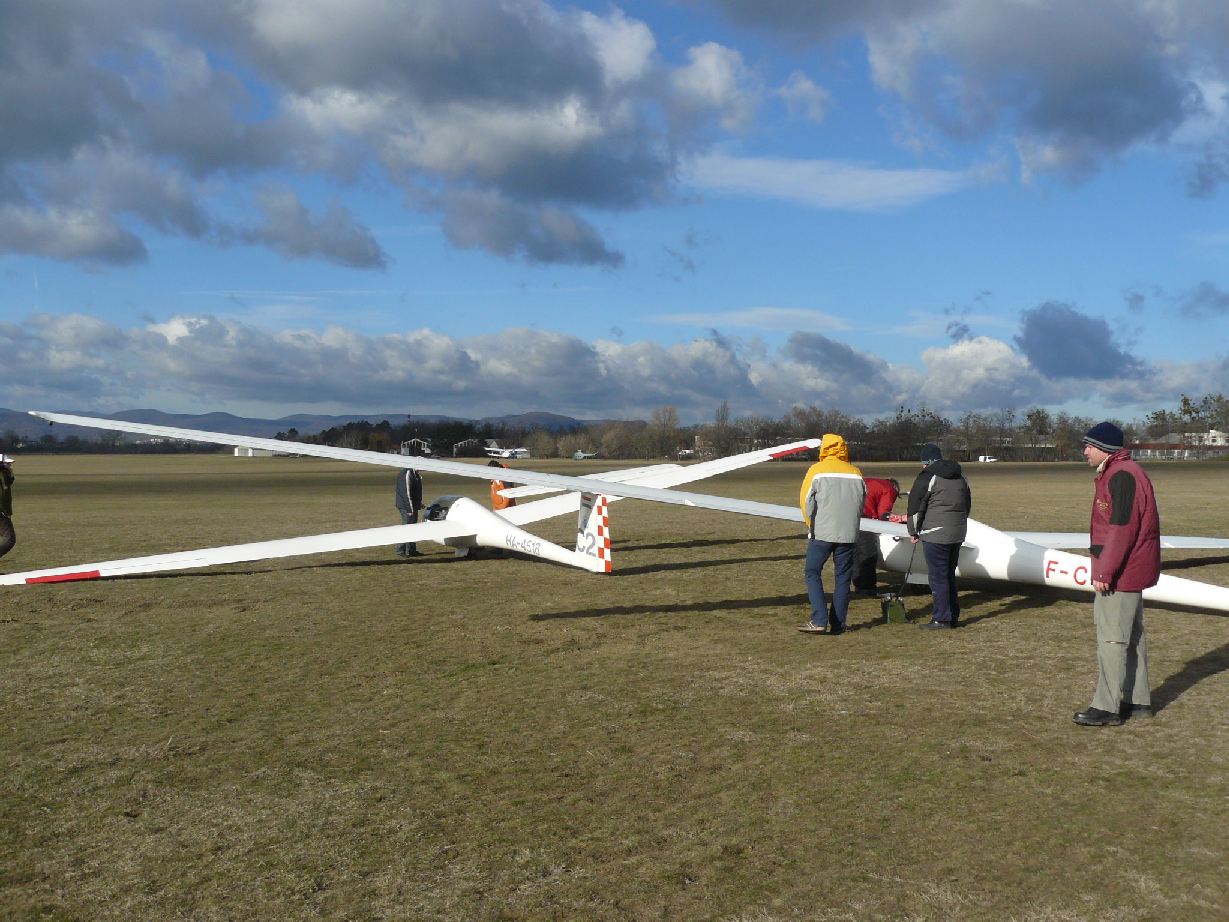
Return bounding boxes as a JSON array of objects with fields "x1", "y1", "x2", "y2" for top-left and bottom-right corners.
[
  {"x1": 6, "y1": 411, "x2": 1229, "y2": 614},
  {"x1": 485, "y1": 445, "x2": 530, "y2": 459},
  {"x1": 572, "y1": 450, "x2": 597, "y2": 460}
]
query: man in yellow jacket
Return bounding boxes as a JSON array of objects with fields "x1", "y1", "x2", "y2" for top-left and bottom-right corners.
[{"x1": 797, "y1": 434, "x2": 866, "y2": 635}]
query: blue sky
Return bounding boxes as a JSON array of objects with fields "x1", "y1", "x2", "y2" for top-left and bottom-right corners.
[{"x1": 1, "y1": 0, "x2": 1227, "y2": 423}]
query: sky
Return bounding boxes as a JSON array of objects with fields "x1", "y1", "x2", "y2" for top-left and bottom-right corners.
[{"x1": 1, "y1": 0, "x2": 1228, "y2": 425}]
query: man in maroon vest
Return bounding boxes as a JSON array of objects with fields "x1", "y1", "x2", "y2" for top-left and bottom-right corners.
[{"x1": 1073, "y1": 422, "x2": 1161, "y2": 727}]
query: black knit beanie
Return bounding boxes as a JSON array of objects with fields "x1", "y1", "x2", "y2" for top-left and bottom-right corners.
[{"x1": 1082, "y1": 422, "x2": 1124, "y2": 452}]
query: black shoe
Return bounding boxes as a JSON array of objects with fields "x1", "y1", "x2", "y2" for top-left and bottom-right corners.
[
  {"x1": 918, "y1": 619, "x2": 951, "y2": 630},
  {"x1": 828, "y1": 624, "x2": 846, "y2": 635},
  {"x1": 1119, "y1": 703, "x2": 1153, "y2": 720},
  {"x1": 949, "y1": 617, "x2": 961, "y2": 629},
  {"x1": 1073, "y1": 707, "x2": 1123, "y2": 727}
]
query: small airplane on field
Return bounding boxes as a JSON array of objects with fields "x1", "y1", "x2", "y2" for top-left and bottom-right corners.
[
  {"x1": 5, "y1": 411, "x2": 1229, "y2": 614},
  {"x1": 485, "y1": 445, "x2": 530, "y2": 459}
]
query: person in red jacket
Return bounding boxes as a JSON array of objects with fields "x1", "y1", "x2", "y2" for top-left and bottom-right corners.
[
  {"x1": 1072, "y1": 422, "x2": 1161, "y2": 727},
  {"x1": 852, "y1": 477, "x2": 900, "y2": 594},
  {"x1": 488, "y1": 459, "x2": 517, "y2": 511}
]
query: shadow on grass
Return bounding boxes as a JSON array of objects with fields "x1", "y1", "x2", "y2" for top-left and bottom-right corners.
[
  {"x1": 616, "y1": 553, "x2": 798, "y2": 577},
  {"x1": 1161, "y1": 553, "x2": 1229, "y2": 573},
  {"x1": 873, "y1": 581, "x2": 1038, "y2": 629},
  {"x1": 532, "y1": 592, "x2": 807, "y2": 621},
  {"x1": 1151, "y1": 640, "x2": 1229, "y2": 713},
  {"x1": 619, "y1": 534, "x2": 799, "y2": 553}
]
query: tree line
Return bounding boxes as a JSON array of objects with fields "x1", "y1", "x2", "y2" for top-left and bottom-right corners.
[
  {"x1": 4, "y1": 392, "x2": 1225, "y2": 461},
  {"x1": 285, "y1": 391, "x2": 1229, "y2": 462}
]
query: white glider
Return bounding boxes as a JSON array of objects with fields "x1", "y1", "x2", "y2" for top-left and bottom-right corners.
[
  {"x1": 0, "y1": 410, "x2": 818, "y2": 585},
  {"x1": 7, "y1": 410, "x2": 1229, "y2": 613}
]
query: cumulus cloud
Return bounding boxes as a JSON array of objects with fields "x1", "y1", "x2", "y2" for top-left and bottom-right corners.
[
  {"x1": 238, "y1": 188, "x2": 388, "y2": 268},
  {"x1": 0, "y1": 0, "x2": 709, "y2": 268},
  {"x1": 1014, "y1": 301, "x2": 1148, "y2": 379},
  {"x1": 5, "y1": 0, "x2": 1226, "y2": 271},
  {"x1": 670, "y1": 42, "x2": 761, "y2": 132},
  {"x1": 711, "y1": 0, "x2": 1229, "y2": 183},
  {"x1": 439, "y1": 188, "x2": 623, "y2": 267},
  {"x1": 2, "y1": 310, "x2": 1223, "y2": 421},
  {"x1": 916, "y1": 336, "x2": 1049, "y2": 410},
  {"x1": 776, "y1": 71, "x2": 832, "y2": 123},
  {"x1": 0, "y1": 203, "x2": 147, "y2": 265},
  {"x1": 764, "y1": 332, "x2": 904, "y2": 415}
]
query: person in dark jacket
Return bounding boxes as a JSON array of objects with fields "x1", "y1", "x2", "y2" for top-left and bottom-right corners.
[
  {"x1": 0, "y1": 454, "x2": 15, "y2": 562},
  {"x1": 394, "y1": 468, "x2": 424, "y2": 557},
  {"x1": 1072, "y1": 422, "x2": 1160, "y2": 727},
  {"x1": 852, "y1": 477, "x2": 900, "y2": 594},
  {"x1": 907, "y1": 443, "x2": 971, "y2": 629}
]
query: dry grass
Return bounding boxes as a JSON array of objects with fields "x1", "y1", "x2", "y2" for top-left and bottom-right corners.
[{"x1": 2, "y1": 455, "x2": 1229, "y2": 920}]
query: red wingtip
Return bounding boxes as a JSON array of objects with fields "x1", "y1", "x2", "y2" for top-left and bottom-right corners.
[
  {"x1": 26, "y1": 570, "x2": 102, "y2": 584},
  {"x1": 769, "y1": 444, "x2": 809, "y2": 460}
]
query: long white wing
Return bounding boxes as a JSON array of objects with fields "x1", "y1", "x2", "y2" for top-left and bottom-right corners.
[
  {"x1": 0, "y1": 521, "x2": 476, "y2": 585},
  {"x1": 29, "y1": 411, "x2": 813, "y2": 520},
  {"x1": 6, "y1": 414, "x2": 819, "y2": 584},
  {"x1": 501, "y1": 441, "x2": 822, "y2": 527},
  {"x1": 1007, "y1": 532, "x2": 1229, "y2": 550}
]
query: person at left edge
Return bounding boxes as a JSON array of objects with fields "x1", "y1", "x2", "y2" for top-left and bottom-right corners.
[
  {"x1": 0, "y1": 454, "x2": 15, "y2": 562},
  {"x1": 394, "y1": 467, "x2": 423, "y2": 557},
  {"x1": 797, "y1": 434, "x2": 866, "y2": 635}
]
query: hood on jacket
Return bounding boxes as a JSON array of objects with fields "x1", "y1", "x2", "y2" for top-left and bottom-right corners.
[
  {"x1": 926, "y1": 458, "x2": 964, "y2": 479},
  {"x1": 819, "y1": 433, "x2": 849, "y2": 462}
]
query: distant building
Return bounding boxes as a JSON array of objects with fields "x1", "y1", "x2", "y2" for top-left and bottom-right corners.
[
  {"x1": 400, "y1": 438, "x2": 432, "y2": 456},
  {"x1": 1131, "y1": 430, "x2": 1229, "y2": 460},
  {"x1": 234, "y1": 447, "x2": 275, "y2": 457}
]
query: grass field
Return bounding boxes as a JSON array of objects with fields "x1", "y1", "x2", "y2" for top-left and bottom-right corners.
[{"x1": 3, "y1": 455, "x2": 1228, "y2": 920}]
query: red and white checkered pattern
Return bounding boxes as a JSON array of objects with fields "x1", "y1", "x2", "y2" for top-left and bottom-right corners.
[{"x1": 594, "y1": 494, "x2": 611, "y2": 573}]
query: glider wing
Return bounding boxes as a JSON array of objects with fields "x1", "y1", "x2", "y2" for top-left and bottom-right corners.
[
  {"x1": 1007, "y1": 531, "x2": 1229, "y2": 551},
  {"x1": 0, "y1": 520, "x2": 476, "y2": 585},
  {"x1": 29, "y1": 412, "x2": 814, "y2": 520}
]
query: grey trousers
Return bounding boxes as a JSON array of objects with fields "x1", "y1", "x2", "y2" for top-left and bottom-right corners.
[{"x1": 1090, "y1": 589, "x2": 1151, "y2": 713}]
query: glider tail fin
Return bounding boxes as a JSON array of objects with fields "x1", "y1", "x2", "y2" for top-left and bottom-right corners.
[{"x1": 576, "y1": 492, "x2": 612, "y2": 573}]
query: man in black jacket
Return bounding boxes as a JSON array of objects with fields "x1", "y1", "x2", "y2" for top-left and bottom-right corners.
[
  {"x1": 394, "y1": 468, "x2": 424, "y2": 558},
  {"x1": 907, "y1": 443, "x2": 971, "y2": 629}
]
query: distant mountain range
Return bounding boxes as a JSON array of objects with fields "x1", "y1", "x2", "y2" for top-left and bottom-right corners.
[{"x1": 0, "y1": 408, "x2": 615, "y2": 443}]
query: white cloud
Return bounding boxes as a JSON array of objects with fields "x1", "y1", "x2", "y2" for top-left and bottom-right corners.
[
  {"x1": 776, "y1": 71, "x2": 832, "y2": 123},
  {"x1": 686, "y1": 153, "x2": 972, "y2": 210},
  {"x1": 578, "y1": 9, "x2": 656, "y2": 87},
  {"x1": 916, "y1": 336, "x2": 1048, "y2": 410},
  {"x1": 4, "y1": 312, "x2": 1224, "y2": 422},
  {"x1": 653, "y1": 307, "x2": 848, "y2": 333},
  {"x1": 670, "y1": 42, "x2": 761, "y2": 131}
]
